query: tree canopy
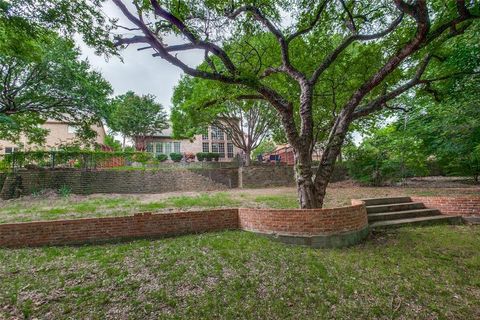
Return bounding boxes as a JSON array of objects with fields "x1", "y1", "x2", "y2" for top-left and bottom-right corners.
[
  {"x1": 108, "y1": 91, "x2": 168, "y2": 151},
  {"x1": 0, "y1": 4, "x2": 113, "y2": 145},
  {"x1": 4, "y1": 0, "x2": 479, "y2": 207}
]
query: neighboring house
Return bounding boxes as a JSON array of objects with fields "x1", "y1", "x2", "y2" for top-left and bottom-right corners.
[
  {"x1": 263, "y1": 144, "x2": 323, "y2": 165},
  {"x1": 138, "y1": 124, "x2": 240, "y2": 162},
  {"x1": 0, "y1": 119, "x2": 106, "y2": 154}
]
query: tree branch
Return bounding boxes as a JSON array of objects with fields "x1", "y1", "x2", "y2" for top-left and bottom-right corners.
[
  {"x1": 286, "y1": 0, "x2": 329, "y2": 42},
  {"x1": 310, "y1": 13, "x2": 404, "y2": 84}
]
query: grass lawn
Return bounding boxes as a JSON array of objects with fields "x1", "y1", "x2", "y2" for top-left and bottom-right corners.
[
  {"x1": 0, "y1": 183, "x2": 479, "y2": 224},
  {"x1": 0, "y1": 225, "x2": 479, "y2": 319}
]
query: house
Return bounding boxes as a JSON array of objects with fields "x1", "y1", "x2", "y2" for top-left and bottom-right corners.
[
  {"x1": 0, "y1": 119, "x2": 106, "y2": 154},
  {"x1": 262, "y1": 144, "x2": 323, "y2": 165},
  {"x1": 138, "y1": 124, "x2": 240, "y2": 162}
]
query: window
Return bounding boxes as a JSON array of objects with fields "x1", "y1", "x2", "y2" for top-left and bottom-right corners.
[
  {"x1": 164, "y1": 142, "x2": 172, "y2": 155},
  {"x1": 212, "y1": 142, "x2": 225, "y2": 157},
  {"x1": 202, "y1": 142, "x2": 209, "y2": 153},
  {"x1": 67, "y1": 125, "x2": 77, "y2": 134},
  {"x1": 218, "y1": 142, "x2": 225, "y2": 158},
  {"x1": 173, "y1": 142, "x2": 181, "y2": 153},
  {"x1": 5, "y1": 147, "x2": 13, "y2": 154},
  {"x1": 155, "y1": 143, "x2": 163, "y2": 155},
  {"x1": 211, "y1": 126, "x2": 224, "y2": 140},
  {"x1": 202, "y1": 129, "x2": 209, "y2": 140},
  {"x1": 146, "y1": 143, "x2": 154, "y2": 153},
  {"x1": 227, "y1": 143, "x2": 234, "y2": 158},
  {"x1": 226, "y1": 130, "x2": 233, "y2": 141}
]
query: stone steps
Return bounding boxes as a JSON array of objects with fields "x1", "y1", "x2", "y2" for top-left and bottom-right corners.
[
  {"x1": 368, "y1": 208, "x2": 441, "y2": 223},
  {"x1": 361, "y1": 196, "x2": 462, "y2": 229},
  {"x1": 370, "y1": 215, "x2": 463, "y2": 229},
  {"x1": 366, "y1": 202, "x2": 425, "y2": 214},
  {"x1": 361, "y1": 196, "x2": 412, "y2": 206}
]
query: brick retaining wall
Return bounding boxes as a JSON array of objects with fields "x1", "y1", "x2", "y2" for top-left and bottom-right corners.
[
  {"x1": 238, "y1": 204, "x2": 367, "y2": 236},
  {"x1": 411, "y1": 196, "x2": 480, "y2": 216},
  {"x1": 0, "y1": 205, "x2": 369, "y2": 248},
  {"x1": 0, "y1": 209, "x2": 239, "y2": 248}
]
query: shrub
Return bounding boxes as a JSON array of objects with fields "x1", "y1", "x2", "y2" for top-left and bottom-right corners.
[
  {"x1": 156, "y1": 154, "x2": 168, "y2": 162},
  {"x1": 211, "y1": 153, "x2": 220, "y2": 161},
  {"x1": 196, "y1": 152, "x2": 206, "y2": 161},
  {"x1": 205, "y1": 153, "x2": 214, "y2": 161},
  {"x1": 170, "y1": 152, "x2": 183, "y2": 162}
]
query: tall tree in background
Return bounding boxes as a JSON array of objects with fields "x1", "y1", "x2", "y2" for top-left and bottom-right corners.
[
  {"x1": 8, "y1": 0, "x2": 479, "y2": 207},
  {"x1": 0, "y1": 6, "x2": 112, "y2": 145},
  {"x1": 108, "y1": 91, "x2": 168, "y2": 151},
  {"x1": 172, "y1": 78, "x2": 277, "y2": 165}
]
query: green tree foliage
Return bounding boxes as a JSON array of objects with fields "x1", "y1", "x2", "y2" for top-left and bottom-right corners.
[
  {"x1": 252, "y1": 139, "x2": 276, "y2": 160},
  {"x1": 350, "y1": 22, "x2": 480, "y2": 184},
  {"x1": 345, "y1": 124, "x2": 429, "y2": 186},
  {"x1": 108, "y1": 91, "x2": 168, "y2": 151},
  {"x1": 103, "y1": 135, "x2": 122, "y2": 151},
  {"x1": 8, "y1": 0, "x2": 478, "y2": 207},
  {"x1": 0, "y1": 6, "x2": 112, "y2": 145}
]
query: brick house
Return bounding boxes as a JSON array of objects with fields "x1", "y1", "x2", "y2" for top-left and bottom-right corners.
[
  {"x1": 263, "y1": 144, "x2": 323, "y2": 165},
  {"x1": 0, "y1": 119, "x2": 106, "y2": 154},
  {"x1": 138, "y1": 124, "x2": 241, "y2": 162}
]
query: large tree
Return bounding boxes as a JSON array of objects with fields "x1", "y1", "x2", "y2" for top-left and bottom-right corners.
[
  {"x1": 0, "y1": 8, "x2": 112, "y2": 144},
  {"x1": 108, "y1": 91, "x2": 168, "y2": 150},
  {"x1": 12, "y1": 0, "x2": 478, "y2": 207},
  {"x1": 110, "y1": 0, "x2": 480, "y2": 208}
]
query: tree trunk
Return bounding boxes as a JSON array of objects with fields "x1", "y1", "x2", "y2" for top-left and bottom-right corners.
[
  {"x1": 244, "y1": 150, "x2": 251, "y2": 166},
  {"x1": 313, "y1": 127, "x2": 349, "y2": 207},
  {"x1": 294, "y1": 146, "x2": 319, "y2": 208}
]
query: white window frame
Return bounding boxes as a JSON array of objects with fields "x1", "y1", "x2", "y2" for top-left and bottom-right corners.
[
  {"x1": 202, "y1": 142, "x2": 209, "y2": 153},
  {"x1": 173, "y1": 141, "x2": 181, "y2": 153},
  {"x1": 227, "y1": 143, "x2": 234, "y2": 158}
]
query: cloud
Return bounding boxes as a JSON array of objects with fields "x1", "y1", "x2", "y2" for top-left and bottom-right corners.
[{"x1": 75, "y1": 1, "x2": 203, "y2": 112}]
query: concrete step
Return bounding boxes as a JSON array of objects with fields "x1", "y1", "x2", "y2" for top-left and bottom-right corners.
[
  {"x1": 370, "y1": 215, "x2": 463, "y2": 229},
  {"x1": 368, "y1": 208, "x2": 440, "y2": 222},
  {"x1": 366, "y1": 202, "x2": 425, "y2": 214},
  {"x1": 361, "y1": 196, "x2": 412, "y2": 206}
]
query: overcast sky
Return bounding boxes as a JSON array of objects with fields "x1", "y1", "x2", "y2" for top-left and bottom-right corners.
[{"x1": 76, "y1": 1, "x2": 203, "y2": 112}]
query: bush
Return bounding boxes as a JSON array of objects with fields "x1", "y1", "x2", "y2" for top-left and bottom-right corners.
[
  {"x1": 170, "y1": 152, "x2": 183, "y2": 162},
  {"x1": 211, "y1": 153, "x2": 220, "y2": 161},
  {"x1": 156, "y1": 154, "x2": 168, "y2": 162},
  {"x1": 196, "y1": 152, "x2": 206, "y2": 161}
]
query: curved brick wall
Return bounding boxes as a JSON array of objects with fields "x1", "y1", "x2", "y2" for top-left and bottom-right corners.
[
  {"x1": 238, "y1": 203, "x2": 369, "y2": 248},
  {"x1": 0, "y1": 204, "x2": 370, "y2": 249},
  {"x1": 411, "y1": 196, "x2": 480, "y2": 216}
]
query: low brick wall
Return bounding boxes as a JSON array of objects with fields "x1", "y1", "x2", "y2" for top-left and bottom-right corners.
[
  {"x1": 411, "y1": 196, "x2": 480, "y2": 216},
  {"x1": 0, "y1": 205, "x2": 370, "y2": 249},
  {"x1": 238, "y1": 204, "x2": 367, "y2": 236},
  {"x1": 0, "y1": 209, "x2": 239, "y2": 248}
]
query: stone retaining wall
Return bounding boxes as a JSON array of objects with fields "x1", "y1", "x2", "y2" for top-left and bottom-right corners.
[
  {"x1": 0, "y1": 205, "x2": 369, "y2": 249},
  {"x1": 1, "y1": 165, "x2": 348, "y2": 199},
  {"x1": 411, "y1": 196, "x2": 480, "y2": 216},
  {"x1": 0, "y1": 168, "x2": 237, "y2": 199}
]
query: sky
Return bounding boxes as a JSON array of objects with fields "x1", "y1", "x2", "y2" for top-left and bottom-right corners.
[{"x1": 76, "y1": 1, "x2": 203, "y2": 112}]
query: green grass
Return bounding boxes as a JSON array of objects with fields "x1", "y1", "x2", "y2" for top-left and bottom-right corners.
[
  {"x1": 0, "y1": 225, "x2": 479, "y2": 319},
  {"x1": 0, "y1": 193, "x2": 241, "y2": 223},
  {"x1": 254, "y1": 195, "x2": 298, "y2": 209}
]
